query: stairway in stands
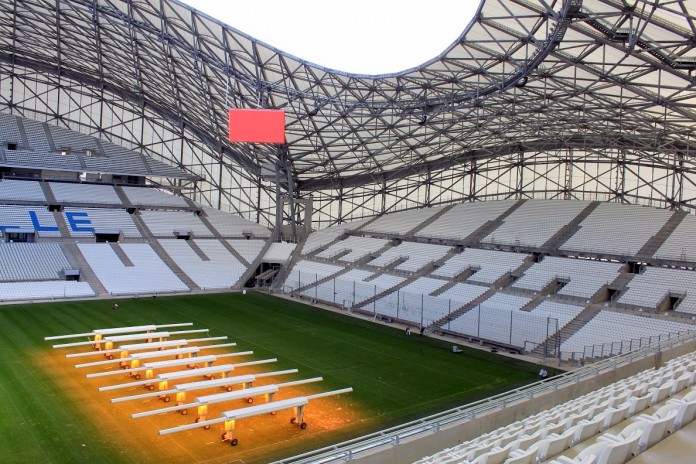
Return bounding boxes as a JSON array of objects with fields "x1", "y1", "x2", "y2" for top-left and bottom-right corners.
[
  {"x1": 290, "y1": 266, "x2": 349, "y2": 295},
  {"x1": 431, "y1": 286, "x2": 499, "y2": 329},
  {"x1": 362, "y1": 252, "x2": 409, "y2": 283},
  {"x1": 354, "y1": 261, "x2": 441, "y2": 310},
  {"x1": 196, "y1": 213, "x2": 251, "y2": 267},
  {"x1": 129, "y1": 211, "x2": 154, "y2": 238},
  {"x1": 52, "y1": 210, "x2": 71, "y2": 238},
  {"x1": 302, "y1": 232, "x2": 349, "y2": 258},
  {"x1": 531, "y1": 303, "x2": 604, "y2": 357},
  {"x1": 345, "y1": 244, "x2": 458, "y2": 308},
  {"x1": 237, "y1": 233, "x2": 276, "y2": 289},
  {"x1": 15, "y1": 116, "x2": 29, "y2": 147},
  {"x1": 269, "y1": 235, "x2": 303, "y2": 289},
  {"x1": 109, "y1": 243, "x2": 134, "y2": 266},
  {"x1": 602, "y1": 271, "x2": 637, "y2": 310},
  {"x1": 128, "y1": 212, "x2": 200, "y2": 291},
  {"x1": 607, "y1": 272, "x2": 636, "y2": 297},
  {"x1": 317, "y1": 240, "x2": 398, "y2": 285},
  {"x1": 431, "y1": 258, "x2": 535, "y2": 329},
  {"x1": 635, "y1": 210, "x2": 688, "y2": 260},
  {"x1": 42, "y1": 178, "x2": 69, "y2": 235},
  {"x1": 112, "y1": 185, "x2": 134, "y2": 208},
  {"x1": 61, "y1": 242, "x2": 108, "y2": 295},
  {"x1": 40, "y1": 181, "x2": 58, "y2": 203},
  {"x1": 519, "y1": 293, "x2": 548, "y2": 312},
  {"x1": 540, "y1": 201, "x2": 601, "y2": 251},
  {"x1": 429, "y1": 267, "x2": 478, "y2": 297},
  {"x1": 463, "y1": 199, "x2": 527, "y2": 246},
  {"x1": 405, "y1": 204, "x2": 456, "y2": 237},
  {"x1": 186, "y1": 240, "x2": 211, "y2": 261},
  {"x1": 147, "y1": 239, "x2": 200, "y2": 291},
  {"x1": 288, "y1": 244, "x2": 383, "y2": 295}
]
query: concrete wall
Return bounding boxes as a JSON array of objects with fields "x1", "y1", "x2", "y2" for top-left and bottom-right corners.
[{"x1": 352, "y1": 338, "x2": 696, "y2": 464}]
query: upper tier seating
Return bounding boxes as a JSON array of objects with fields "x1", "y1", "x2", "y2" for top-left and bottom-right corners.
[
  {"x1": 202, "y1": 207, "x2": 271, "y2": 238},
  {"x1": 514, "y1": 257, "x2": 622, "y2": 299},
  {"x1": 141, "y1": 157, "x2": 191, "y2": 178},
  {"x1": 263, "y1": 242, "x2": 296, "y2": 263},
  {"x1": 62, "y1": 207, "x2": 141, "y2": 238},
  {"x1": 22, "y1": 119, "x2": 52, "y2": 152},
  {"x1": 483, "y1": 200, "x2": 590, "y2": 248},
  {"x1": 0, "y1": 114, "x2": 22, "y2": 144},
  {"x1": 561, "y1": 311, "x2": 694, "y2": 360},
  {"x1": 226, "y1": 239, "x2": 266, "y2": 264},
  {"x1": 301, "y1": 218, "x2": 369, "y2": 255},
  {"x1": 6, "y1": 149, "x2": 80, "y2": 170},
  {"x1": 77, "y1": 243, "x2": 188, "y2": 295},
  {"x1": 49, "y1": 182, "x2": 121, "y2": 205},
  {"x1": 94, "y1": 155, "x2": 148, "y2": 175},
  {"x1": 48, "y1": 125, "x2": 98, "y2": 152},
  {"x1": 361, "y1": 206, "x2": 444, "y2": 235},
  {"x1": 0, "y1": 113, "x2": 192, "y2": 178},
  {"x1": 0, "y1": 205, "x2": 61, "y2": 237},
  {"x1": 0, "y1": 243, "x2": 70, "y2": 281},
  {"x1": 158, "y1": 239, "x2": 246, "y2": 289},
  {"x1": 434, "y1": 248, "x2": 529, "y2": 284},
  {"x1": 0, "y1": 179, "x2": 46, "y2": 203},
  {"x1": 97, "y1": 140, "x2": 149, "y2": 172},
  {"x1": 415, "y1": 200, "x2": 516, "y2": 240},
  {"x1": 316, "y1": 236, "x2": 390, "y2": 262},
  {"x1": 618, "y1": 267, "x2": 696, "y2": 314},
  {"x1": 655, "y1": 214, "x2": 696, "y2": 261},
  {"x1": 561, "y1": 203, "x2": 673, "y2": 256},
  {"x1": 367, "y1": 241, "x2": 452, "y2": 272},
  {"x1": 121, "y1": 186, "x2": 190, "y2": 208},
  {"x1": 140, "y1": 210, "x2": 214, "y2": 238}
]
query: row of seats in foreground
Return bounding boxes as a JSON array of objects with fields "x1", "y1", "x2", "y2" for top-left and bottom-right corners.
[{"x1": 414, "y1": 351, "x2": 696, "y2": 464}]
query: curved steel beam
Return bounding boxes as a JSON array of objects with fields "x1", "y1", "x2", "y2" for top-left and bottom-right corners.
[{"x1": 298, "y1": 132, "x2": 695, "y2": 191}]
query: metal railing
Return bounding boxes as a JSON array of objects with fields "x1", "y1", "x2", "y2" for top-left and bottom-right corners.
[
  {"x1": 270, "y1": 330, "x2": 696, "y2": 464},
  {"x1": 561, "y1": 330, "x2": 694, "y2": 362}
]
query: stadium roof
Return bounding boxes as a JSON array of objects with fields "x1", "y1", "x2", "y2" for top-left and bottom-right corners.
[{"x1": 1, "y1": 0, "x2": 696, "y2": 226}]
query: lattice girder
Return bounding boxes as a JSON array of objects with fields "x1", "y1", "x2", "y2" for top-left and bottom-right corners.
[{"x1": 0, "y1": 0, "x2": 695, "y2": 228}]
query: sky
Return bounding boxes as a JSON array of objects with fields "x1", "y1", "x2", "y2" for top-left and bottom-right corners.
[{"x1": 180, "y1": 0, "x2": 480, "y2": 75}]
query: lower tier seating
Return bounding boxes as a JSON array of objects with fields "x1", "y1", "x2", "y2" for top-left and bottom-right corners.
[
  {"x1": 415, "y1": 350, "x2": 696, "y2": 464},
  {"x1": 78, "y1": 243, "x2": 188, "y2": 295},
  {"x1": 0, "y1": 281, "x2": 94, "y2": 301}
]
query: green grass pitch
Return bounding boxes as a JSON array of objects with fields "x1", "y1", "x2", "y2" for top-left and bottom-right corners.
[{"x1": 0, "y1": 291, "x2": 541, "y2": 463}]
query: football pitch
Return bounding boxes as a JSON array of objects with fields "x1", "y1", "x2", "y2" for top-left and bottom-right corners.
[{"x1": 0, "y1": 291, "x2": 541, "y2": 463}]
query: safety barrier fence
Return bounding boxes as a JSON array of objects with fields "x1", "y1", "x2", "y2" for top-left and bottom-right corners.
[
  {"x1": 523, "y1": 330, "x2": 695, "y2": 363},
  {"x1": 284, "y1": 271, "x2": 560, "y2": 352},
  {"x1": 270, "y1": 330, "x2": 696, "y2": 463}
]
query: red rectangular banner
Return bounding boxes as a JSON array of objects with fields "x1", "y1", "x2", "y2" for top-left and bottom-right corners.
[{"x1": 228, "y1": 109, "x2": 285, "y2": 144}]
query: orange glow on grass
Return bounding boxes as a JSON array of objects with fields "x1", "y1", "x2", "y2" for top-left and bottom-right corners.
[{"x1": 35, "y1": 337, "x2": 363, "y2": 464}]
